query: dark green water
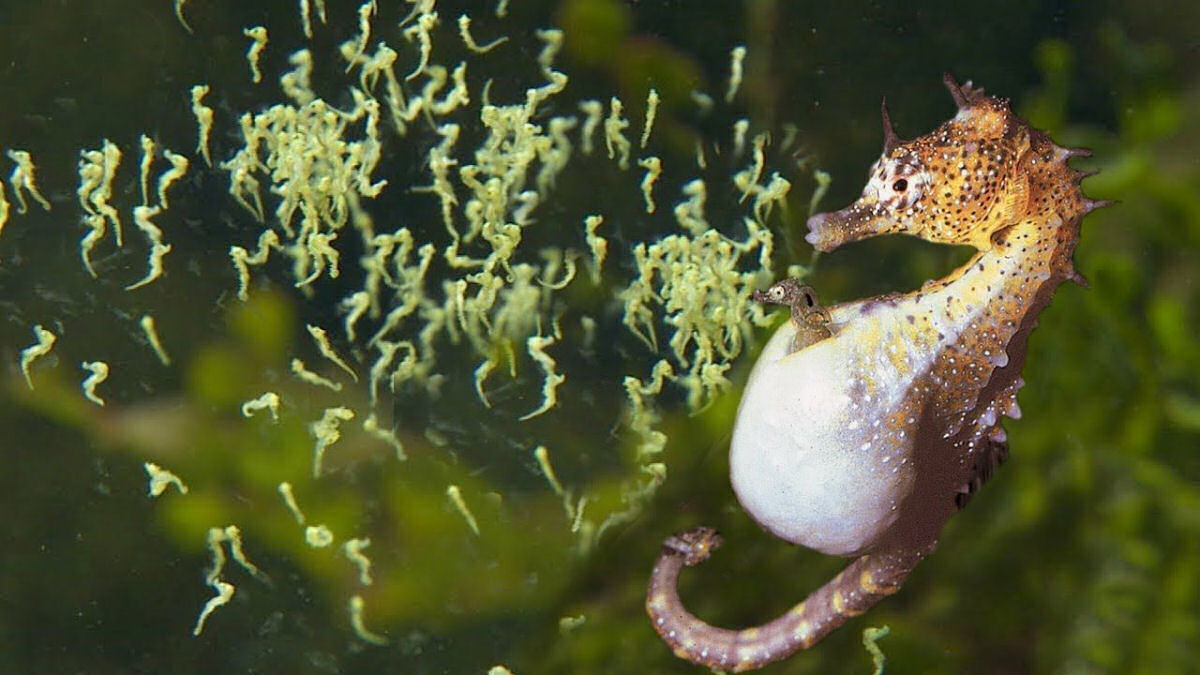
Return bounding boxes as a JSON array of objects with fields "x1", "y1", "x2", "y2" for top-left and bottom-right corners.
[{"x1": 1, "y1": 1, "x2": 1196, "y2": 673}]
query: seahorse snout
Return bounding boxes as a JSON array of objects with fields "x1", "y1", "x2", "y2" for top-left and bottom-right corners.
[
  {"x1": 804, "y1": 212, "x2": 828, "y2": 248},
  {"x1": 804, "y1": 204, "x2": 882, "y2": 252}
]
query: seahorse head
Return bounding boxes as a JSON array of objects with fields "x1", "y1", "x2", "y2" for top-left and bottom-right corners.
[{"x1": 806, "y1": 73, "x2": 1093, "y2": 253}]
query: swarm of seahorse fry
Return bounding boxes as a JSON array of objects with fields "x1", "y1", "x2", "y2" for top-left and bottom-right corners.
[{"x1": 646, "y1": 73, "x2": 1109, "y2": 672}]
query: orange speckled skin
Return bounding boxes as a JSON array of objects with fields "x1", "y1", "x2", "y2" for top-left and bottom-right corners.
[{"x1": 647, "y1": 74, "x2": 1106, "y2": 672}]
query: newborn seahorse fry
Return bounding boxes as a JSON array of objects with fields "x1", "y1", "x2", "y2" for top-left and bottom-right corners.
[
  {"x1": 19, "y1": 324, "x2": 57, "y2": 389},
  {"x1": 647, "y1": 74, "x2": 1108, "y2": 671}
]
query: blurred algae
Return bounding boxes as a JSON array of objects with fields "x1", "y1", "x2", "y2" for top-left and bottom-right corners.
[{"x1": 1, "y1": 0, "x2": 816, "y2": 666}]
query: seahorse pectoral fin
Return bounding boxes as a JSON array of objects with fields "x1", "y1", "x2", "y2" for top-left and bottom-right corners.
[{"x1": 647, "y1": 527, "x2": 927, "y2": 672}]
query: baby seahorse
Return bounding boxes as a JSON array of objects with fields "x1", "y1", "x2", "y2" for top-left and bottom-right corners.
[{"x1": 646, "y1": 73, "x2": 1109, "y2": 671}]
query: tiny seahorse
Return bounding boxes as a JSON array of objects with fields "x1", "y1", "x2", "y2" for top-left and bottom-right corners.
[{"x1": 646, "y1": 74, "x2": 1108, "y2": 671}]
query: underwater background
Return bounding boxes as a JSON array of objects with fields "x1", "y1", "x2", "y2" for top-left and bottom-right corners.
[{"x1": 1, "y1": 1, "x2": 1197, "y2": 673}]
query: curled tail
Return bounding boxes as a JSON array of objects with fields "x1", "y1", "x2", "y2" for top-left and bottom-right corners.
[{"x1": 646, "y1": 527, "x2": 925, "y2": 672}]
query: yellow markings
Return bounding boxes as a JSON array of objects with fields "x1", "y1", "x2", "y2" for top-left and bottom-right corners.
[
  {"x1": 310, "y1": 406, "x2": 354, "y2": 477},
  {"x1": 137, "y1": 135, "x2": 156, "y2": 207},
  {"x1": 859, "y1": 567, "x2": 886, "y2": 594},
  {"x1": 578, "y1": 100, "x2": 603, "y2": 155},
  {"x1": 363, "y1": 413, "x2": 406, "y2": 461},
  {"x1": 348, "y1": 595, "x2": 388, "y2": 645},
  {"x1": 494, "y1": 0, "x2": 509, "y2": 17},
  {"x1": 190, "y1": 85, "x2": 214, "y2": 167},
  {"x1": 157, "y1": 149, "x2": 189, "y2": 210},
  {"x1": 305, "y1": 524, "x2": 334, "y2": 548},
  {"x1": 243, "y1": 27, "x2": 268, "y2": 83},
  {"x1": 840, "y1": 590, "x2": 866, "y2": 617},
  {"x1": 173, "y1": 0, "x2": 193, "y2": 33},
  {"x1": 446, "y1": 484, "x2": 480, "y2": 535},
  {"x1": 143, "y1": 462, "x2": 188, "y2": 497},
  {"x1": 604, "y1": 97, "x2": 632, "y2": 169},
  {"x1": 19, "y1": 324, "x2": 56, "y2": 389},
  {"x1": 241, "y1": 392, "x2": 281, "y2": 422},
  {"x1": 793, "y1": 620, "x2": 812, "y2": 640},
  {"x1": 741, "y1": 627, "x2": 761, "y2": 641},
  {"x1": 737, "y1": 645, "x2": 763, "y2": 668},
  {"x1": 638, "y1": 157, "x2": 662, "y2": 214},
  {"x1": 307, "y1": 324, "x2": 358, "y2": 381},
  {"x1": 139, "y1": 315, "x2": 171, "y2": 366},
  {"x1": 229, "y1": 230, "x2": 279, "y2": 301},
  {"x1": 291, "y1": 358, "x2": 343, "y2": 391},
  {"x1": 6, "y1": 150, "x2": 51, "y2": 213},
  {"x1": 640, "y1": 88, "x2": 660, "y2": 148},
  {"x1": 278, "y1": 482, "x2": 306, "y2": 524},
  {"x1": 458, "y1": 14, "x2": 507, "y2": 53},
  {"x1": 488, "y1": 667, "x2": 515, "y2": 675},
  {"x1": 725, "y1": 45, "x2": 747, "y2": 103},
  {"x1": 125, "y1": 205, "x2": 172, "y2": 290},
  {"x1": 80, "y1": 361, "x2": 109, "y2": 406},
  {"x1": 518, "y1": 332, "x2": 564, "y2": 421},
  {"x1": 342, "y1": 538, "x2": 374, "y2": 585}
]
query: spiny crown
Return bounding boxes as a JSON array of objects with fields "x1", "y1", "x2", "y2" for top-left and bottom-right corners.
[{"x1": 806, "y1": 73, "x2": 1097, "y2": 253}]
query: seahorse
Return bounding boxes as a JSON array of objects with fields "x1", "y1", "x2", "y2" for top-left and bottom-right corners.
[{"x1": 645, "y1": 74, "x2": 1108, "y2": 671}]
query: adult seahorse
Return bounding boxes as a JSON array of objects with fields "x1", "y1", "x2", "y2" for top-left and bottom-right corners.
[{"x1": 645, "y1": 74, "x2": 1108, "y2": 671}]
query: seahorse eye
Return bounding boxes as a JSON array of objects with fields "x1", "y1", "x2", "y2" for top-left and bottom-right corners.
[{"x1": 892, "y1": 178, "x2": 908, "y2": 191}]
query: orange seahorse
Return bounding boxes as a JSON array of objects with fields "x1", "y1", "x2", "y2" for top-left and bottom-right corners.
[{"x1": 645, "y1": 74, "x2": 1108, "y2": 671}]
